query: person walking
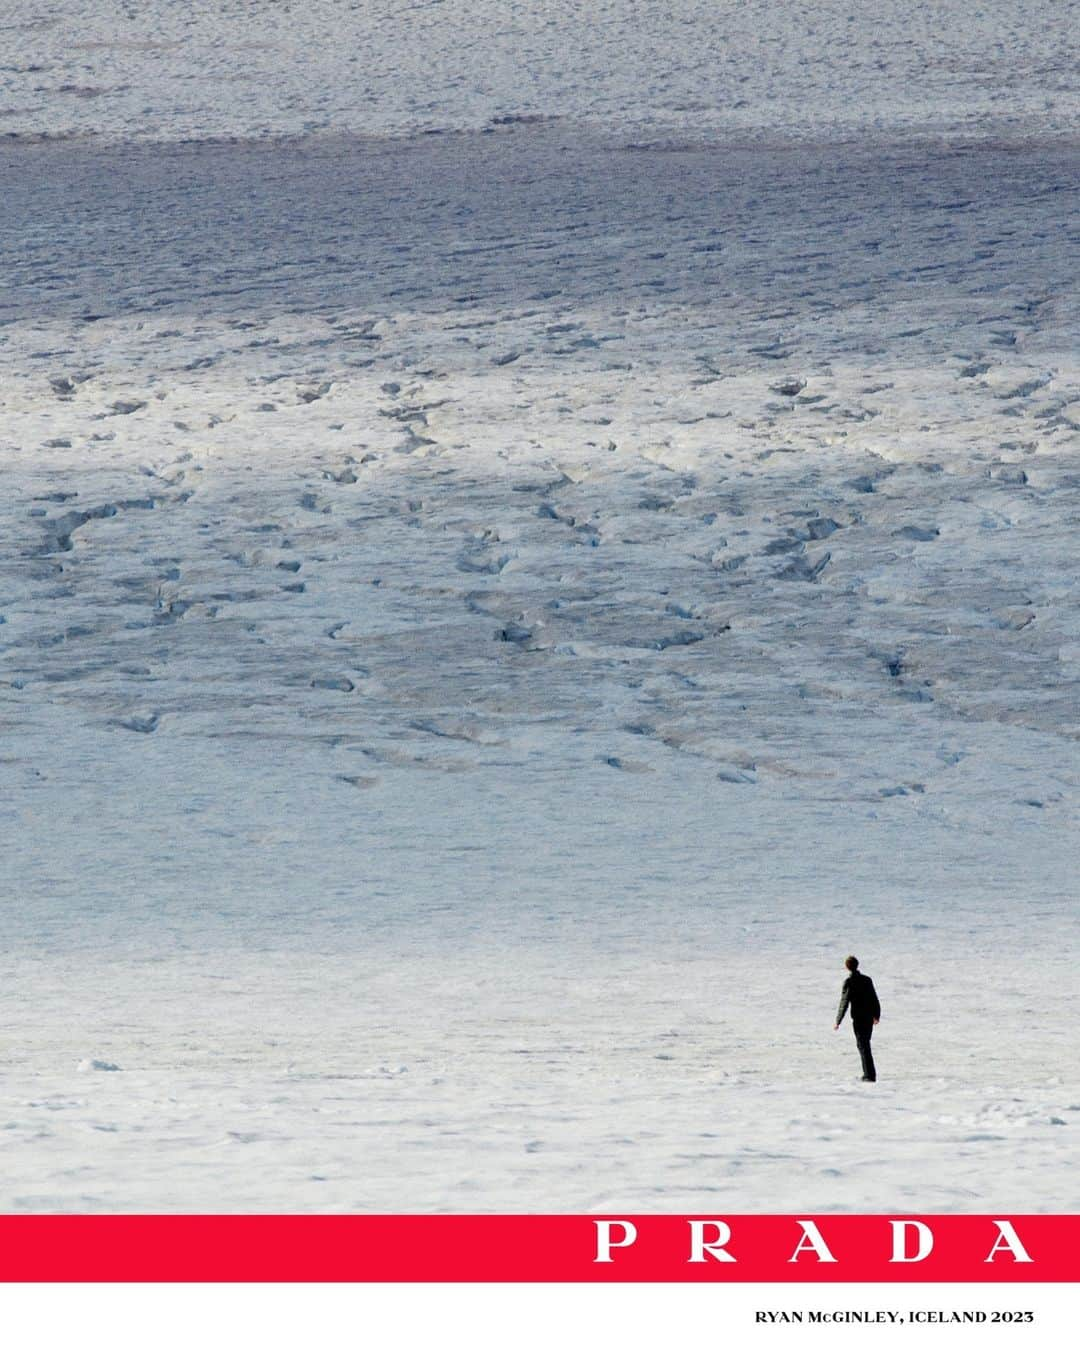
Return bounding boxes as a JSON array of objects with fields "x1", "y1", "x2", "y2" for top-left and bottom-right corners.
[{"x1": 834, "y1": 954, "x2": 881, "y2": 1081}]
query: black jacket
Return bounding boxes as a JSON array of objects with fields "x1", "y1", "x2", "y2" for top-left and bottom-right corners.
[{"x1": 836, "y1": 970, "x2": 881, "y2": 1026}]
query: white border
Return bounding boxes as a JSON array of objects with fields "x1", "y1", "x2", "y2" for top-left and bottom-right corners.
[{"x1": 1, "y1": 1283, "x2": 1072, "y2": 1350}]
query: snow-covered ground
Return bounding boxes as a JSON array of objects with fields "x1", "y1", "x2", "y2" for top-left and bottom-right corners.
[
  {"x1": 1, "y1": 6, "x2": 1078, "y2": 1212},
  {"x1": 3, "y1": 0, "x2": 1080, "y2": 144}
]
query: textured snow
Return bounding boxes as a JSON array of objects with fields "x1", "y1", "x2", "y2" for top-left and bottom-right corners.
[
  {"x1": 2, "y1": 0, "x2": 1079, "y2": 145},
  {"x1": 1, "y1": 6, "x2": 1078, "y2": 1213}
]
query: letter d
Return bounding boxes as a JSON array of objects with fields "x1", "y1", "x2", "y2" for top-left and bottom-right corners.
[
  {"x1": 594, "y1": 1220, "x2": 638, "y2": 1263},
  {"x1": 890, "y1": 1220, "x2": 933, "y2": 1263}
]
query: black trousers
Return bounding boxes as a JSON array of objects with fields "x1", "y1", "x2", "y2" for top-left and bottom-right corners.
[{"x1": 852, "y1": 1020, "x2": 876, "y2": 1080}]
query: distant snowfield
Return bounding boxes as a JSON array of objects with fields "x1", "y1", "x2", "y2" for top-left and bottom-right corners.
[
  {"x1": 1, "y1": 8, "x2": 1078, "y2": 1213},
  {"x1": 2, "y1": 0, "x2": 1079, "y2": 145}
]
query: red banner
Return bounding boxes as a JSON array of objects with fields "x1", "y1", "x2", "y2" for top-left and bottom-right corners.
[{"x1": 0, "y1": 1216, "x2": 1075, "y2": 1282}]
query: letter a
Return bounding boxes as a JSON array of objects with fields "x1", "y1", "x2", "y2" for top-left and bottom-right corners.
[
  {"x1": 594, "y1": 1220, "x2": 638, "y2": 1263},
  {"x1": 984, "y1": 1221, "x2": 1033, "y2": 1264},
  {"x1": 788, "y1": 1221, "x2": 837, "y2": 1263},
  {"x1": 688, "y1": 1221, "x2": 736, "y2": 1263},
  {"x1": 890, "y1": 1220, "x2": 933, "y2": 1263}
]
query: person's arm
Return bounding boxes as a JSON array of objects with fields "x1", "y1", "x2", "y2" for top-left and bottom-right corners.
[
  {"x1": 834, "y1": 977, "x2": 851, "y2": 1029},
  {"x1": 870, "y1": 979, "x2": 881, "y2": 1023}
]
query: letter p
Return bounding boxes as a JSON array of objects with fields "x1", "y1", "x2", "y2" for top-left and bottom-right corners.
[{"x1": 594, "y1": 1220, "x2": 638, "y2": 1263}]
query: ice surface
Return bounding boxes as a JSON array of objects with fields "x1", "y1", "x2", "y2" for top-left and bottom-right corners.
[{"x1": 1, "y1": 6, "x2": 1077, "y2": 1213}]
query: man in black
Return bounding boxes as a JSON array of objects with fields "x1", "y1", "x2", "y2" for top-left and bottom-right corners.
[{"x1": 833, "y1": 955, "x2": 881, "y2": 1081}]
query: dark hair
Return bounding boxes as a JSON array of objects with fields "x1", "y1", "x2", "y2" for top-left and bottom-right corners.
[{"x1": 845, "y1": 955, "x2": 859, "y2": 971}]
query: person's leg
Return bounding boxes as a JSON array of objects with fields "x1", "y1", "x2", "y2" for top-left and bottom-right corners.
[{"x1": 854, "y1": 1022, "x2": 876, "y2": 1081}]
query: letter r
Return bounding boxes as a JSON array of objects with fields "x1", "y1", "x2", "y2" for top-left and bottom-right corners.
[
  {"x1": 594, "y1": 1220, "x2": 638, "y2": 1263},
  {"x1": 688, "y1": 1220, "x2": 736, "y2": 1263}
]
